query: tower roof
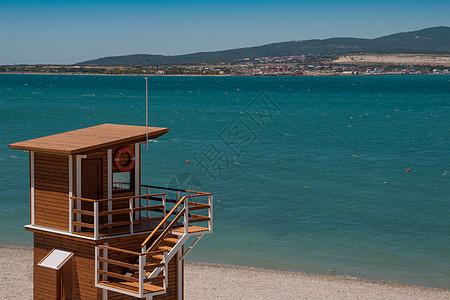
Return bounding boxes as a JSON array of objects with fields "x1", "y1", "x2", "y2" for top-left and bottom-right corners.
[{"x1": 9, "y1": 123, "x2": 169, "y2": 155}]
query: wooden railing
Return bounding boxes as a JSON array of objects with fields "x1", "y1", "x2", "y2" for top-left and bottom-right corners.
[
  {"x1": 69, "y1": 185, "x2": 212, "y2": 239},
  {"x1": 70, "y1": 193, "x2": 167, "y2": 238},
  {"x1": 140, "y1": 186, "x2": 213, "y2": 255},
  {"x1": 94, "y1": 185, "x2": 213, "y2": 297},
  {"x1": 95, "y1": 245, "x2": 167, "y2": 298}
]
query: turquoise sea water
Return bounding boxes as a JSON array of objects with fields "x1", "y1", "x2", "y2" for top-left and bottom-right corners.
[{"x1": 0, "y1": 74, "x2": 449, "y2": 289}]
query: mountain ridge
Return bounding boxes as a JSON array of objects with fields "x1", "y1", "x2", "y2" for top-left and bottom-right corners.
[{"x1": 77, "y1": 26, "x2": 450, "y2": 66}]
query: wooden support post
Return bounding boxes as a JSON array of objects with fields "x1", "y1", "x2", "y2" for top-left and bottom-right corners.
[
  {"x1": 146, "y1": 187, "x2": 150, "y2": 219},
  {"x1": 177, "y1": 250, "x2": 183, "y2": 300},
  {"x1": 107, "y1": 149, "x2": 112, "y2": 224},
  {"x1": 76, "y1": 155, "x2": 82, "y2": 231},
  {"x1": 95, "y1": 246, "x2": 99, "y2": 285},
  {"x1": 134, "y1": 143, "x2": 140, "y2": 220},
  {"x1": 162, "y1": 194, "x2": 167, "y2": 229},
  {"x1": 68, "y1": 155, "x2": 73, "y2": 233},
  {"x1": 184, "y1": 198, "x2": 189, "y2": 234},
  {"x1": 68, "y1": 196, "x2": 73, "y2": 234},
  {"x1": 102, "y1": 244, "x2": 108, "y2": 281},
  {"x1": 30, "y1": 151, "x2": 35, "y2": 225},
  {"x1": 209, "y1": 195, "x2": 213, "y2": 232},
  {"x1": 94, "y1": 201, "x2": 99, "y2": 239},
  {"x1": 163, "y1": 252, "x2": 168, "y2": 291},
  {"x1": 129, "y1": 198, "x2": 134, "y2": 234},
  {"x1": 139, "y1": 255, "x2": 145, "y2": 297},
  {"x1": 176, "y1": 191, "x2": 181, "y2": 214}
]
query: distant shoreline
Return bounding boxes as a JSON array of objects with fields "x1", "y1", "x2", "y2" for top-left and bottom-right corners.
[
  {"x1": 3, "y1": 53, "x2": 450, "y2": 76},
  {"x1": 1, "y1": 244, "x2": 449, "y2": 299},
  {"x1": 1, "y1": 71, "x2": 449, "y2": 77}
]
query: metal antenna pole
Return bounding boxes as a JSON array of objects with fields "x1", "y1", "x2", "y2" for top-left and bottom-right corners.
[{"x1": 145, "y1": 77, "x2": 149, "y2": 150}]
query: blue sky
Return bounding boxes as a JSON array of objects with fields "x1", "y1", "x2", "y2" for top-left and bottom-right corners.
[{"x1": 1, "y1": 0, "x2": 449, "y2": 65}]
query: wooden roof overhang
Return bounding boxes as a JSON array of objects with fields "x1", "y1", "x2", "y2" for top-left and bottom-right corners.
[{"x1": 9, "y1": 123, "x2": 169, "y2": 155}]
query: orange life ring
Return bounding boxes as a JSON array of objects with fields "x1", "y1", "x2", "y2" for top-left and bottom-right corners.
[{"x1": 114, "y1": 146, "x2": 135, "y2": 172}]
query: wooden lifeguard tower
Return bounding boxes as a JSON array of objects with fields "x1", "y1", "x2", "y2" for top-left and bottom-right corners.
[{"x1": 9, "y1": 124, "x2": 213, "y2": 299}]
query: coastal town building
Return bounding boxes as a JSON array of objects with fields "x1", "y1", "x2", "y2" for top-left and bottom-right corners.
[
  {"x1": 3, "y1": 52, "x2": 449, "y2": 76},
  {"x1": 9, "y1": 124, "x2": 213, "y2": 299}
]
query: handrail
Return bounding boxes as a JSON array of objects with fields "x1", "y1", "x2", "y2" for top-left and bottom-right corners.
[
  {"x1": 142, "y1": 185, "x2": 213, "y2": 196},
  {"x1": 71, "y1": 192, "x2": 167, "y2": 237},
  {"x1": 140, "y1": 192, "x2": 209, "y2": 251},
  {"x1": 145, "y1": 208, "x2": 185, "y2": 254},
  {"x1": 71, "y1": 193, "x2": 165, "y2": 203},
  {"x1": 97, "y1": 245, "x2": 143, "y2": 256},
  {"x1": 142, "y1": 184, "x2": 192, "y2": 193},
  {"x1": 140, "y1": 195, "x2": 187, "y2": 247}
]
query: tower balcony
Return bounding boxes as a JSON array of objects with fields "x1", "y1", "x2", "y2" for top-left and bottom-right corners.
[{"x1": 68, "y1": 185, "x2": 213, "y2": 240}]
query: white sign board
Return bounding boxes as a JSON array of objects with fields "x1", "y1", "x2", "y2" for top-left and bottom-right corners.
[{"x1": 37, "y1": 249, "x2": 74, "y2": 270}]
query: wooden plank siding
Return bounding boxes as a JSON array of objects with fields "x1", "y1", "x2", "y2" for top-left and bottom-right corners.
[
  {"x1": 33, "y1": 231, "x2": 101, "y2": 300},
  {"x1": 31, "y1": 229, "x2": 180, "y2": 300},
  {"x1": 32, "y1": 142, "x2": 142, "y2": 233},
  {"x1": 153, "y1": 258, "x2": 180, "y2": 300},
  {"x1": 34, "y1": 153, "x2": 69, "y2": 231}
]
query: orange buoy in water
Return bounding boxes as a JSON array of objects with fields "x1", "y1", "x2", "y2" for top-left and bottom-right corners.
[
  {"x1": 407, "y1": 169, "x2": 411, "y2": 172},
  {"x1": 187, "y1": 160, "x2": 190, "y2": 163}
]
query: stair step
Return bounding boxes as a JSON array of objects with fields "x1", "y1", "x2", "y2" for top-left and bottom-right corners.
[
  {"x1": 125, "y1": 267, "x2": 166, "y2": 278},
  {"x1": 98, "y1": 280, "x2": 164, "y2": 294},
  {"x1": 147, "y1": 274, "x2": 165, "y2": 281},
  {"x1": 163, "y1": 237, "x2": 179, "y2": 244},
  {"x1": 148, "y1": 249, "x2": 167, "y2": 255},
  {"x1": 146, "y1": 256, "x2": 161, "y2": 262},
  {"x1": 98, "y1": 270, "x2": 139, "y2": 282},
  {"x1": 157, "y1": 246, "x2": 172, "y2": 251},
  {"x1": 145, "y1": 262, "x2": 164, "y2": 269},
  {"x1": 172, "y1": 225, "x2": 209, "y2": 234}
]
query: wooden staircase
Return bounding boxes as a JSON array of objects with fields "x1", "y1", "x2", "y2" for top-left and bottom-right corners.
[{"x1": 95, "y1": 190, "x2": 212, "y2": 299}]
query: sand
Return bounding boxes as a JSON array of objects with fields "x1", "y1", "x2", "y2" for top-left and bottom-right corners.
[
  {"x1": 1, "y1": 245, "x2": 448, "y2": 300},
  {"x1": 0, "y1": 245, "x2": 33, "y2": 300}
]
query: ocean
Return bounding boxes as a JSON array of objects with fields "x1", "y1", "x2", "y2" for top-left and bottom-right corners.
[{"x1": 0, "y1": 74, "x2": 449, "y2": 289}]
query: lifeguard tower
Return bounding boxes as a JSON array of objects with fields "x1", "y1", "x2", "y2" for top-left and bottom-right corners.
[{"x1": 9, "y1": 124, "x2": 213, "y2": 299}]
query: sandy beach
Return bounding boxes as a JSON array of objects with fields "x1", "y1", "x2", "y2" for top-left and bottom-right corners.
[{"x1": 1, "y1": 245, "x2": 448, "y2": 300}]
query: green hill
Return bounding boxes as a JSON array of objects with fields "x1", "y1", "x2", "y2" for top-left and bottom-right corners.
[{"x1": 77, "y1": 26, "x2": 450, "y2": 66}]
